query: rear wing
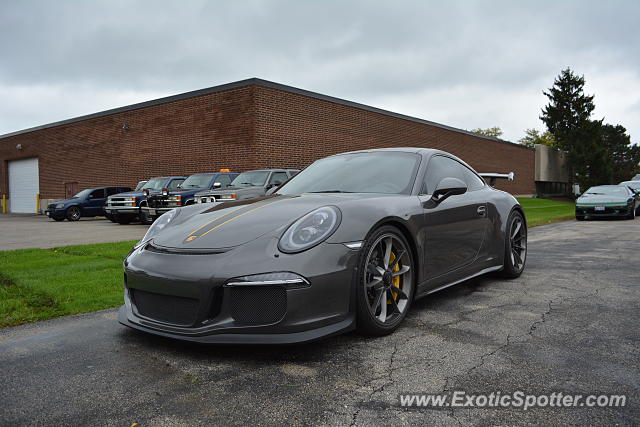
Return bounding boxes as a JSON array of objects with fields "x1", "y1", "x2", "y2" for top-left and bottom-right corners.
[{"x1": 479, "y1": 172, "x2": 515, "y2": 187}]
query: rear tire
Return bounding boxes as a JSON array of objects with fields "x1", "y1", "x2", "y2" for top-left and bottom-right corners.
[
  {"x1": 499, "y1": 210, "x2": 527, "y2": 278},
  {"x1": 355, "y1": 225, "x2": 415, "y2": 336},
  {"x1": 66, "y1": 206, "x2": 81, "y2": 221}
]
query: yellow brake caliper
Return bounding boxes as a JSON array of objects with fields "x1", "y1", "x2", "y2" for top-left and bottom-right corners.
[{"x1": 387, "y1": 252, "x2": 401, "y2": 304}]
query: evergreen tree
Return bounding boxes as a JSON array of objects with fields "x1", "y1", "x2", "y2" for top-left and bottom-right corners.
[{"x1": 540, "y1": 68, "x2": 599, "y2": 188}]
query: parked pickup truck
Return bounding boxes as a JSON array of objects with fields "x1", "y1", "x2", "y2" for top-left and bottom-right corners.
[
  {"x1": 142, "y1": 171, "x2": 238, "y2": 222},
  {"x1": 46, "y1": 186, "x2": 131, "y2": 221},
  {"x1": 194, "y1": 169, "x2": 299, "y2": 204},
  {"x1": 104, "y1": 176, "x2": 186, "y2": 224}
]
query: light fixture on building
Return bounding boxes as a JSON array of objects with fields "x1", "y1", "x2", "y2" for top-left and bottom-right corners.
[
  {"x1": 122, "y1": 123, "x2": 129, "y2": 131},
  {"x1": 16, "y1": 144, "x2": 22, "y2": 150}
]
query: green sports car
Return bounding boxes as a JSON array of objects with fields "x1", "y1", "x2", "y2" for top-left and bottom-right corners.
[{"x1": 575, "y1": 185, "x2": 640, "y2": 220}]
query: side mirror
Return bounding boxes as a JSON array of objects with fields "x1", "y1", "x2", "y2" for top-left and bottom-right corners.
[
  {"x1": 266, "y1": 186, "x2": 277, "y2": 195},
  {"x1": 213, "y1": 182, "x2": 222, "y2": 189},
  {"x1": 431, "y1": 177, "x2": 467, "y2": 203}
]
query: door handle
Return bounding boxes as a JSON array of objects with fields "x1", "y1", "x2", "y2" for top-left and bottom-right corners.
[{"x1": 477, "y1": 205, "x2": 486, "y2": 216}]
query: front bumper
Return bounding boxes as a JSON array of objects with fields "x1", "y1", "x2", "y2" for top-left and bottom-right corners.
[
  {"x1": 576, "y1": 206, "x2": 632, "y2": 217},
  {"x1": 119, "y1": 236, "x2": 360, "y2": 344},
  {"x1": 140, "y1": 206, "x2": 175, "y2": 216},
  {"x1": 45, "y1": 208, "x2": 65, "y2": 219},
  {"x1": 104, "y1": 206, "x2": 139, "y2": 215}
]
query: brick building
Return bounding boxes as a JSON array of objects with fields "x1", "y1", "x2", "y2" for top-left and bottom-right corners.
[{"x1": 0, "y1": 78, "x2": 536, "y2": 213}]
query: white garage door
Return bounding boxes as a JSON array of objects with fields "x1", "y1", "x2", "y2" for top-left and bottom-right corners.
[{"x1": 8, "y1": 158, "x2": 40, "y2": 213}]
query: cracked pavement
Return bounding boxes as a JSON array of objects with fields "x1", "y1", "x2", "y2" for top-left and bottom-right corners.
[{"x1": 1, "y1": 219, "x2": 639, "y2": 425}]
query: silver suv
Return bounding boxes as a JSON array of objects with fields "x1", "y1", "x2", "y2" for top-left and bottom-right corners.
[{"x1": 195, "y1": 169, "x2": 299, "y2": 203}]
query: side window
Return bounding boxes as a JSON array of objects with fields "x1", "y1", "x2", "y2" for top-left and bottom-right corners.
[
  {"x1": 460, "y1": 167, "x2": 485, "y2": 191},
  {"x1": 423, "y1": 156, "x2": 484, "y2": 194},
  {"x1": 168, "y1": 179, "x2": 184, "y2": 190},
  {"x1": 106, "y1": 188, "x2": 121, "y2": 196},
  {"x1": 215, "y1": 175, "x2": 232, "y2": 188},
  {"x1": 269, "y1": 172, "x2": 288, "y2": 186},
  {"x1": 90, "y1": 189, "x2": 106, "y2": 199}
]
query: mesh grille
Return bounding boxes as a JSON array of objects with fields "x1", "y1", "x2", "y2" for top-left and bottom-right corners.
[
  {"x1": 229, "y1": 286, "x2": 287, "y2": 325},
  {"x1": 131, "y1": 289, "x2": 198, "y2": 326}
]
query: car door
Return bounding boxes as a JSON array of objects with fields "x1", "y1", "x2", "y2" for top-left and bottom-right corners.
[
  {"x1": 419, "y1": 155, "x2": 489, "y2": 280},
  {"x1": 86, "y1": 188, "x2": 107, "y2": 216}
]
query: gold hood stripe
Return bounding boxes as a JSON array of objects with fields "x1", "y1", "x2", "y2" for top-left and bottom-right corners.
[{"x1": 185, "y1": 196, "x2": 295, "y2": 242}]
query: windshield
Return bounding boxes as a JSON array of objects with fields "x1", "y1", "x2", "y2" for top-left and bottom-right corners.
[
  {"x1": 277, "y1": 152, "x2": 421, "y2": 195},
  {"x1": 134, "y1": 181, "x2": 147, "y2": 191},
  {"x1": 180, "y1": 174, "x2": 214, "y2": 189},
  {"x1": 143, "y1": 178, "x2": 168, "y2": 190},
  {"x1": 620, "y1": 181, "x2": 640, "y2": 190},
  {"x1": 72, "y1": 189, "x2": 91, "y2": 198},
  {"x1": 230, "y1": 171, "x2": 270, "y2": 187},
  {"x1": 584, "y1": 186, "x2": 628, "y2": 196}
]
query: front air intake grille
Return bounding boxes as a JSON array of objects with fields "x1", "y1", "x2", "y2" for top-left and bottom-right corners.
[
  {"x1": 131, "y1": 289, "x2": 198, "y2": 326},
  {"x1": 229, "y1": 286, "x2": 287, "y2": 325}
]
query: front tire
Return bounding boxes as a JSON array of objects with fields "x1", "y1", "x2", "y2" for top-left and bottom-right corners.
[
  {"x1": 500, "y1": 210, "x2": 527, "y2": 278},
  {"x1": 355, "y1": 226, "x2": 415, "y2": 336},
  {"x1": 627, "y1": 208, "x2": 636, "y2": 220},
  {"x1": 139, "y1": 206, "x2": 153, "y2": 225},
  {"x1": 66, "y1": 206, "x2": 81, "y2": 221}
]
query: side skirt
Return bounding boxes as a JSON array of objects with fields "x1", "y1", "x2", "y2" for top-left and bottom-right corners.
[{"x1": 416, "y1": 265, "x2": 503, "y2": 299}]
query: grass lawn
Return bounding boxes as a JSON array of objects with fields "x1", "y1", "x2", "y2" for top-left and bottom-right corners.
[
  {"x1": 0, "y1": 198, "x2": 575, "y2": 328},
  {"x1": 517, "y1": 197, "x2": 575, "y2": 227},
  {"x1": 0, "y1": 241, "x2": 136, "y2": 327}
]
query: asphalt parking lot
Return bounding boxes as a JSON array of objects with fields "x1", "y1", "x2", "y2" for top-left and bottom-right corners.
[
  {"x1": 0, "y1": 214, "x2": 148, "y2": 250},
  {"x1": 1, "y1": 219, "x2": 638, "y2": 425}
]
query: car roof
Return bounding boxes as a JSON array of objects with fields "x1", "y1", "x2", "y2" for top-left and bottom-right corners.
[
  {"x1": 239, "y1": 168, "x2": 294, "y2": 172},
  {"x1": 336, "y1": 147, "x2": 436, "y2": 155}
]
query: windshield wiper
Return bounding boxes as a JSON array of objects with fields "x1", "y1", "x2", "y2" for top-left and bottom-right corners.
[{"x1": 308, "y1": 190, "x2": 353, "y2": 193}]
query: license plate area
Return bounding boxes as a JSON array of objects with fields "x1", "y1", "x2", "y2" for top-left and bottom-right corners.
[
  {"x1": 594, "y1": 206, "x2": 605, "y2": 212},
  {"x1": 149, "y1": 208, "x2": 156, "y2": 215}
]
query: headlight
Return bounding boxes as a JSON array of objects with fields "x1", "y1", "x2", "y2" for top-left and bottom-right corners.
[
  {"x1": 135, "y1": 208, "x2": 179, "y2": 248},
  {"x1": 55, "y1": 203, "x2": 65, "y2": 209},
  {"x1": 278, "y1": 206, "x2": 341, "y2": 253},
  {"x1": 220, "y1": 193, "x2": 237, "y2": 200}
]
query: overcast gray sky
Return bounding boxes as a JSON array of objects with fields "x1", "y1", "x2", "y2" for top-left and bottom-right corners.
[{"x1": 1, "y1": 0, "x2": 639, "y2": 143}]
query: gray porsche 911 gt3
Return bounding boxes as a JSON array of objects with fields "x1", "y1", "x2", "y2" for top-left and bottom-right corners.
[{"x1": 119, "y1": 148, "x2": 527, "y2": 343}]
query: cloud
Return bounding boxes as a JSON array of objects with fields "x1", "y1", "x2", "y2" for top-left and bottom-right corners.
[{"x1": 1, "y1": 0, "x2": 639, "y2": 142}]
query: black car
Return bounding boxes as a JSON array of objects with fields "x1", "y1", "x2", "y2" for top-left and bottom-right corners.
[
  {"x1": 119, "y1": 148, "x2": 526, "y2": 344},
  {"x1": 46, "y1": 186, "x2": 131, "y2": 221}
]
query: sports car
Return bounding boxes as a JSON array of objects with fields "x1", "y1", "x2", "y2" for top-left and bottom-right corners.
[
  {"x1": 575, "y1": 185, "x2": 639, "y2": 220},
  {"x1": 119, "y1": 148, "x2": 527, "y2": 343}
]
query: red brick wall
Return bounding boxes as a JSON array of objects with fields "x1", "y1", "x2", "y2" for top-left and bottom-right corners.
[
  {"x1": 253, "y1": 86, "x2": 536, "y2": 195},
  {"x1": 0, "y1": 82, "x2": 535, "y2": 200},
  {"x1": 0, "y1": 86, "x2": 255, "y2": 199}
]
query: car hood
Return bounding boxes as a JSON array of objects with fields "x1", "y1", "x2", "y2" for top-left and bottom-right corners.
[
  {"x1": 576, "y1": 194, "x2": 630, "y2": 205},
  {"x1": 196, "y1": 186, "x2": 259, "y2": 196},
  {"x1": 51, "y1": 197, "x2": 83, "y2": 205},
  {"x1": 152, "y1": 193, "x2": 374, "y2": 250},
  {"x1": 110, "y1": 191, "x2": 144, "y2": 198}
]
